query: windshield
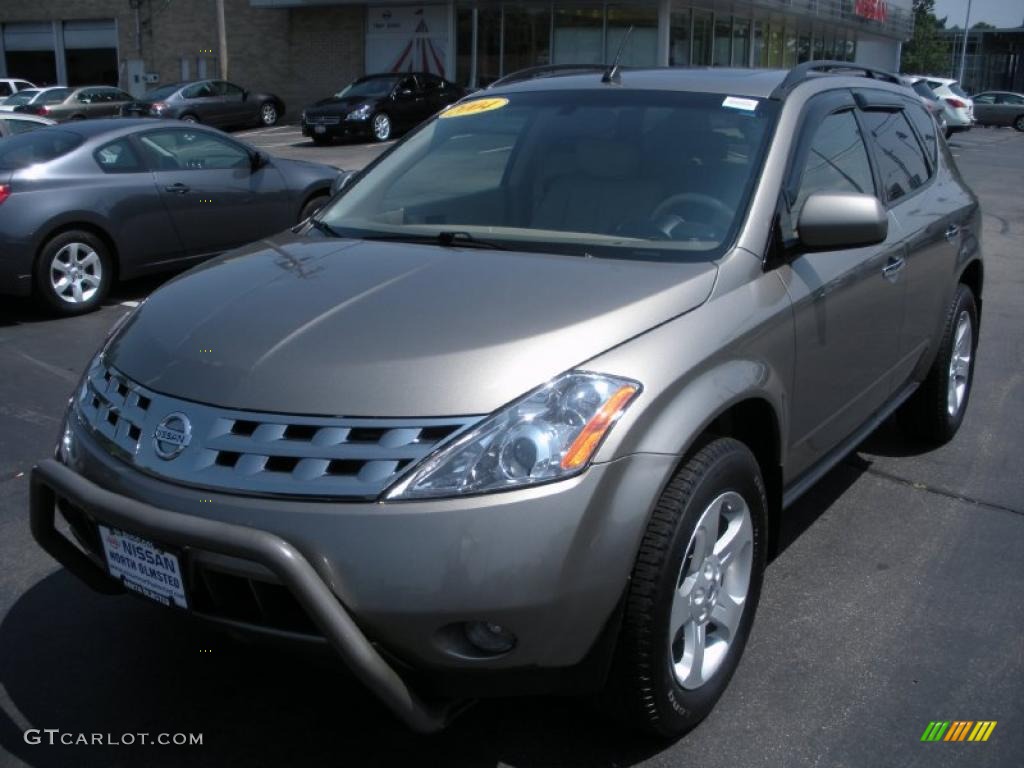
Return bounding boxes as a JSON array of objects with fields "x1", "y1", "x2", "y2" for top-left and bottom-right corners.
[
  {"x1": 5, "y1": 89, "x2": 40, "y2": 105},
  {"x1": 319, "y1": 90, "x2": 778, "y2": 261},
  {"x1": 143, "y1": 84, "x2": 181, "y2": 100},
  {"x1": 0, "y1": 130, "x2": 83, "y2": 170},
  {"x1": 335, "y1": 77, "x2": 400, "y2": 99}
]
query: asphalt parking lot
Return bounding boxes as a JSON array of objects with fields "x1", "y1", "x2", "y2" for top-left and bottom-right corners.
[
  {"x1": 233, "y1": 123, "x2": 393, "y2": 171},
  {"x1": 0, "y1": 127, "x2": 1022, "y2": 768}
]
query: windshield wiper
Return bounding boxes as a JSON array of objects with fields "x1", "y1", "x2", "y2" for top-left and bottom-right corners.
[
  {"x1": 307, "y1": 217, "x2": 342, "y2": 238},
  {"x1": 360, "y1": 230, "x2": 509, "y2": 250}
]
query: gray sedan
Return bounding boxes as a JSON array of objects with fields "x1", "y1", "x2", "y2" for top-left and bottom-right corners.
[
  {"x1": 971, "y1": 91, "x2": 1024, "y2": 131},
  {"x1": 0, "y1": 119, "x2": 340, "y2": 314}
]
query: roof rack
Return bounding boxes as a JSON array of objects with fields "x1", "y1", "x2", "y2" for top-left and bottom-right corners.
[
  {"x1": 770, "y1": 60, "x2": 904, "y2": 99},
  {"x1": 488, "y1": 64, "x2": 609, "y2": 89}
]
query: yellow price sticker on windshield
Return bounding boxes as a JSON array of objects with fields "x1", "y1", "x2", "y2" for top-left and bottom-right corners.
[{"x1": 440, "y1": 97, "x2": 509, "y2": 119}]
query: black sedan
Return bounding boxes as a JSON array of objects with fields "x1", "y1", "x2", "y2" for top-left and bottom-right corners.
[
  {"x1": 302, "y1": 72, "x2": 465, "y2": 143},
  {"x1": 0, "y1": 119, "x2": 339, "y2": 314},
  {"x1": 120, "y1": 80, "x2": 285, "y2": 128}
]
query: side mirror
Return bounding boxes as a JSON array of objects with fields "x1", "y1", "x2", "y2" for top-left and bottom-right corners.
[
  {"x1": 797, "y1": 192, "x2": 888, "y2": 250},
  {"x1": 250, "y1": 150, "x2": 268, "y2": 172},
  {"x1": 330, "y1": 169, "x2": 355, "y2": 196}
]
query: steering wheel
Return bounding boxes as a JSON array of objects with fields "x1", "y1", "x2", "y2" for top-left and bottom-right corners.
[{"x1": 649, "y1": 193, "x2": 734, "y2": 240}]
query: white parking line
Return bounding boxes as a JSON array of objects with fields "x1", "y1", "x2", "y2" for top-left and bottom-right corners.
[{"x1": 120, "y1": 300, "x2": 140, "y2": 308}]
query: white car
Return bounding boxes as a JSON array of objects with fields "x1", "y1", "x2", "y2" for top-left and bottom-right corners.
[
  {"x1": 916, "y1": 76, "x2": 974, "y2": 133},
  {"x1": 0, "y1": 78, "x2": 36, "y2": 100}
]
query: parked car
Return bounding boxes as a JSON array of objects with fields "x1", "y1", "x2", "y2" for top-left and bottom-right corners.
[
  {"x1": 13, "y1": 86, "x2": 133, "y2": 121},
  {"x1": 0, "y1": 119, "x2": 340, "y2": 313},
  {"x1": 914, "y1": 76, "x2": 974, "y2": 133},
  {"x1": 0, "y1": 78, "x2": 35, "y2": 99},
  {"x1": 0, "y1": 113, "x2": 55, "y2": 137},
  {"x1": 30, "y1": 63, "x2": 982, "y2": 738},
  {"x1": 302, "y1": 72, "x2": 466, "y2": 143},
  {"x1": 120, "y1": 80, "x2": 285, "y2": 127},
  {"x1": 971, "y1": 91, "x2": 1024, "y2": 131},
  {"x1": 0, "y1": 86, "x2": 69, "y2": 114},
  {"x1": 904, "y1": 76, "x2": 953, "y2": 137}
]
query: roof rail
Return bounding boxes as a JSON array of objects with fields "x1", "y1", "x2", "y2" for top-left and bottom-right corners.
[
  {"x1": 770, "y1": 60, "x2": 904, "y2": 99},
  {"x1": 488, "y1": 64, "x2": 609, "y2": 89}
]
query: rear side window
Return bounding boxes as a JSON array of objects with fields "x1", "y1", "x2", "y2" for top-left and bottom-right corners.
[
  {"x1": 973, "y1": 93, "x2": 996, "y2": 104},
  {"x1": 793, "y1": 110, "x2": 875, "y2": 215},
  {"x1": 948, "y1": 83, "x2": 969, "y2": 99},
  {"x1": 38, "y1": 88, "x2": 71, "y2": 104},
  {"x1": 0, "y1": 129, "x2": 83, "y2": 170},
  {"x1": 903, "y1": 102, "x2": 938, "y2": 166},
  {"x1": 0, "y1": 83, "x2": 11, "y2": 97},
  {"x1": 95, "y1": 138, "x2": 144, "y2": 173},
  {"x1": 1001, "y1": 94, "x2": 1024, "y2": 106},
  {"x1": 860, "y1": 110, "x2": 929, "y2": 203}
]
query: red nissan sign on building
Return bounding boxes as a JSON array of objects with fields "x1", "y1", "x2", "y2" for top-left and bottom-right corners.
[{"x1": 856, "y1": 0, "x2": 889, "y2": 22}]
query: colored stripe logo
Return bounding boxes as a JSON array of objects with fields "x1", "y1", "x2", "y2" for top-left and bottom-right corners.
[{"x1": 921, "y1": 721, "x2": 997, "y2": 742}]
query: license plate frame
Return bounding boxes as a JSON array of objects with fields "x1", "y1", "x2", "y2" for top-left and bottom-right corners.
[{"x1": 99, "y1": 525, "x2": 188, "y2": 609}]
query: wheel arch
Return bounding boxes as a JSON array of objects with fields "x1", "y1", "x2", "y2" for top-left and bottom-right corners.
[{"x1": 958, "y1": 258, "x2": 984, "y2": 320}]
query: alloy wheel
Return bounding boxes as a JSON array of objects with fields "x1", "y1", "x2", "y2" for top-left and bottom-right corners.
[
  {"x1": 373, "y1": 113, "x2": 391, "y2": 141},
  {"x1": 947, "y1": 310, "x2": 972, "y2": 417},
  {"x1": 50, "y1": 242, "x2": 102, "y2": 305},
  {"x1": 669, "y1": 491, "x2": 753, "y2": 690},
  {"x1": 261, "y1": 104, "x2": 277, "y2": 125},
  {"x1": 1015, "y1": 115, "x2": 1024, "y2": 132}
]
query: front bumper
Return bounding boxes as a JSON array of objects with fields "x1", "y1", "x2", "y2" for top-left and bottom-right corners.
[
  {"x1": 31, "y1": 458, "x2": 454, "y2": 733},
  {"x1": 302, "y1": 119, "x2": 372, "y2": 140}
]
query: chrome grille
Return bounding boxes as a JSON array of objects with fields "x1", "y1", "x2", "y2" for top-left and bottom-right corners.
[{"x1": 77, "y1": 359, "x2": 477, "y2": 499}]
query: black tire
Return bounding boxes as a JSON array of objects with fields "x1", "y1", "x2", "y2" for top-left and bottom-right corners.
[
  {"x1": 603, "y1": 437, "x2": 767, "y2": 738},
  {"x1": 1014, "y1": 115, "x2": 1024, "y2": 132},
  {"x1": 298, "y1": 195, "x2": 329, "y2": 223},
  {"x1": 311, "y1": 134, "x2": 332, "y2": 146},
  {"x1": 34, "y1": 230, "x2": 113, "y2": 316},
  {"x1": 371, "y1": 112, "x2": 392, "y2": 142},
  {"x1": 180, "y1": 113, "x2": 199, "y2": 124},
  {"x1": 900, "y1": 284, "x2": 978, "y2": 444}
]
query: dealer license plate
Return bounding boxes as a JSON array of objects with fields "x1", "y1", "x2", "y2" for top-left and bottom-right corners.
[
  {"x1": 314, "y1": 125, "x2": 326, "y2": 134},
  {"x1": 99, "y1": 525, "x2": 187, "y2": 608}
]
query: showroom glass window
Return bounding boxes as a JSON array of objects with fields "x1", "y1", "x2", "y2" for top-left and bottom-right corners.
[
  {"x1": 732, "y1": 18, "x2": 751, "y2": 67},
  {"x1": 692, "y1": 9, "x2": 713, "y2": 66},
  {"x1": 860, "y1": 110, "x2": 930, "y2": 202},
  {"x1": 713, "y1": 15, "x2": 731, "y2": 67},
  {"x1": 669, "y1": 7, "x2": 691, "y2": 66},
  {"x1": 553, "y1": 6, "x2": 604, "y2": 65},
  {"x1": 503, "y1": 4, "x2": 552, "y2": 75},
  {"x1": 606, "y1": 5, "x2": 658, "y2": 66}
]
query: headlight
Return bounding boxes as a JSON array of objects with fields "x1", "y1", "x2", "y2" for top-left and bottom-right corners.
[
  {"x1": 346, "y1": 103, "x2": 372, "y2": 121},
  {"x1": 386, "y1": 372, "x2": 640, "y2": 500},
  {"x1": 301, "y1": 109, "x2": 307, "y2": 123}
]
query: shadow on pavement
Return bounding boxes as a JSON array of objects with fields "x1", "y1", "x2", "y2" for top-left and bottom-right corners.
[{"x1": 0, "y1": 275, "x2": 172, "y2": 328}]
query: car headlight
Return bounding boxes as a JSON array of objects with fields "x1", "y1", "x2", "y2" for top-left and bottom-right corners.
[
  {"x1": 385, "y1": 372, "x2": 640, "y2": 500},
  {"x1": 301, "y1": 109, "x2": 307, "y2": 123},
  {"x1": 346, "y1": 103, "x2": 372, "y2": 121}
]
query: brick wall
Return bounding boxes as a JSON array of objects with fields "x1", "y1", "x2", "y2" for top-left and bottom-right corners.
[{"x1": 0, "y1": 0, "x2": 366, "y2": 120}]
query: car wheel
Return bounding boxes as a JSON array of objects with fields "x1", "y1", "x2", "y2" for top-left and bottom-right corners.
[
  {"x1": 1014, "y1": 115, "x2": 1024, "y2": 132},
  {"x1": 260, "y1": 102, "x2": 279, "y2": 126},
  {"x1": 34, "y1": 230, "x2": 112, "y2": 316},
  {"x1": 298, "y1": 195, "x2": 329, "y2": 223},
  {"x1": 372, "y1": 112, "x2": 392, "y2": 142},
  {"x1": 603, "y1": 437, "x2": 766, "y2": 738},
  {"x1": 900, "y1": 284, "x2": 978, "y2": 444},
  {"x1": 180, "y1": 113, "x2": 199, "y2": 123}
]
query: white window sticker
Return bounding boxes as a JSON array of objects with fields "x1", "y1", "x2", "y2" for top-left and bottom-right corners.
[{"x1": 722, "y1": 96, "x2": 759, "y2": 112}]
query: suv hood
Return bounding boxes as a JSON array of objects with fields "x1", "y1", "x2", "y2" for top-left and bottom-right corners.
[{"x1": 107, "y1": 235, "x2": 717, "y2": 416}]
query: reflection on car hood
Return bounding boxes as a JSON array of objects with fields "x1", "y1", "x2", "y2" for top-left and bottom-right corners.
[
  {"x1": 107, "y1": 234, "x2": 717, "y2": 416},
  {"x1": 305, "y1": 96, "x2": 372, "y2": 114}
]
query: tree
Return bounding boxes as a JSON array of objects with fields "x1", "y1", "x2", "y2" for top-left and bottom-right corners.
[{"x1": 900, "y1": 0, "x2": 949, "y2": 75}]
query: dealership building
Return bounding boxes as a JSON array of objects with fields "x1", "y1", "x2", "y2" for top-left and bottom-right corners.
[{"x1": 0, "y1": 0, "x2": 912, "y2": 113}]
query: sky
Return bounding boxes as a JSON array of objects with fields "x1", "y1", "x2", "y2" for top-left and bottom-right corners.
[{"x1": 934, "y1": 0, "x2": 1024, "y2": 29}]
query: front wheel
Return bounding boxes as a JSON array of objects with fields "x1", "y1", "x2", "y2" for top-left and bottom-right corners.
[
  {"x1": 371, "y1": 112, "x2": 392, "y2": 142},
  {"x1": 259, "y1": 102, "x2": 279, "y2": 126},
  {"x1": 34, "y1": 230, "x2": 112, "y2": 315},
  {"x1": 298, "y1": 195, "x2": 328, "y2": 223},
  {"x1": 900, "y1": 283, "x2": 978, "y2": 444},
  {"x1": 180, "y1": 113, "x2": 199, "y2": 123},
  {"x1": 1014, "y1": 115, "x2": 1024, "y2": 132},
  {"x1": 603, "y1": 437, "x2": 767, "y2": 738}
]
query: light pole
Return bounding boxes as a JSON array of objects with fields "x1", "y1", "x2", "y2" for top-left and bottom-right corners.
[
  {"x1": 957, "y1": 0, "x2": 973, "y2": 83},
  {"x1": 216, "y1": 0, "x2": 229, "y2": 80}
]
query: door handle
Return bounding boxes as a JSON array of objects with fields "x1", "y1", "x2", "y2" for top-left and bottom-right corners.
[
  {"x1": 164, "y1": 183, "x2": 190, "y2": 194},
  {"x1": 882, "y1": 256, "x2": 905, "y2": 283},
  {"x1": 945, "y1": 224, "x2": 961, "y2": 241}
]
